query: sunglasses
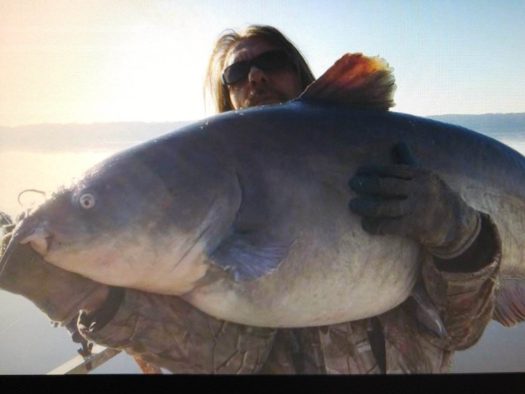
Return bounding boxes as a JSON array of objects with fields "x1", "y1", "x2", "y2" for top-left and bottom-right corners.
[{"x1": 222, "y1": 50, "x2": 295, "y2": 85}]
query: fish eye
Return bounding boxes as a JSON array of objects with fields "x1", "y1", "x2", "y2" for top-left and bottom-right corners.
[{"x1": 79, "y1": 193, "x2": 96, "y2": 210}]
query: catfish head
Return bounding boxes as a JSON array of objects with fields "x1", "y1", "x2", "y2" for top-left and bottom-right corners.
[{"x1": 2, "y1": 143, "x2": 241, "y2": 295}]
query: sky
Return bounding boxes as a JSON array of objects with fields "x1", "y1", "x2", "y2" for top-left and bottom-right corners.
[{"x1": 1, "y1": 0, "x2": 525, "y2": 127}]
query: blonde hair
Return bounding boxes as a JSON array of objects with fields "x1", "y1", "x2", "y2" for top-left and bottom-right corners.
[{"x1": 205, "y1": 25, "x2": 315, "y2": 113}]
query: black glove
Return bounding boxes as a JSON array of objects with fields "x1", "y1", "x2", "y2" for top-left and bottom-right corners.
[{"x1": 349, "y1": 143, "x2": 481, "y2": 259}]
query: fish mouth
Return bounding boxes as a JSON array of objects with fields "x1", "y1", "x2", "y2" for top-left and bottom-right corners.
[
  {"x1": 20, "y1": 227, "x2": 54, "y2": 256},
  {"x1": 0, "y1": 218, "x2": 55, "y2": 278}
]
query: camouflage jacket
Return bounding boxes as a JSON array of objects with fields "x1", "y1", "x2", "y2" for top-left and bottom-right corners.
[{"x1": 79, "y1": 213, "x2": 501, "y2": 374}]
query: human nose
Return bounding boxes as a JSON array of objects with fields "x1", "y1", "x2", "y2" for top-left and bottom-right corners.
[{"x1": 247, "y1": 66, "x2": 267, "y2": 84}]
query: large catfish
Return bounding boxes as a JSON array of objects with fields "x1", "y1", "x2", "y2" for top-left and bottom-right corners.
[{"x1": 1, "y1": 54, "x2": 524, "y2": 328}]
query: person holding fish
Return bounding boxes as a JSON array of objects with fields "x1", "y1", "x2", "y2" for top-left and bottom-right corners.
[
  {"x1": 0, "y1": 25, "x2": 502, "y2": 374},
  {"x1": 200, "y1": 24, "x2": 502, "y2": 373}
]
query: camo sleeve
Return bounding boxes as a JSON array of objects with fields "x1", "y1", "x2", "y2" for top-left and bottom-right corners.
[
  {"x1": 78, "y1": 289, "x2": 277, "y2": 374},
  {"x1": 421, "y1": 212, "x2": 501, "y2": 350}
]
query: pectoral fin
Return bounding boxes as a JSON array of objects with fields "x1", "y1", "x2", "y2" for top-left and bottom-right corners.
[
  {"x1": 210, "y1": 233, "x2": 291, "y2": 282},
  {"x1": 493, "y1": 278, "x2": 525, "y2": 327}
]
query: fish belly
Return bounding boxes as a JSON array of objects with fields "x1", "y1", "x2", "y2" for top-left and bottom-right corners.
[{"x1": 184, "y1": 232, "x2": 420, "y2": 327}]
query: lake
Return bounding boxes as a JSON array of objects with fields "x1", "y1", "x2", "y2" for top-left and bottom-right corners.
[{"x1": 1, "y1": 122, "x2": 524, "y2": 374}]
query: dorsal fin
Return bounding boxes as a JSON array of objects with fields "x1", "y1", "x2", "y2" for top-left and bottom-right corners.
[{"x1": 299, "y1": 53, "x2": 396, "y2": 110}]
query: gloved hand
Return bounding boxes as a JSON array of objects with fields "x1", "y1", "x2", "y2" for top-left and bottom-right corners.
[{"x1": 348, "y1": 143, "x2": 481, "y2": 259}]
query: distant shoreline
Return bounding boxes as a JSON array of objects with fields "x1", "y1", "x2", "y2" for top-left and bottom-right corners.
[{"x1": 1, "y1": 115, "x2": 524, "y2": 152}]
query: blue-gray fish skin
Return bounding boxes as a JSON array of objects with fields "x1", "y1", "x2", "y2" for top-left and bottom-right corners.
[{"x1": 3, "y1": 101, "x2": 525, "y2": 327}]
